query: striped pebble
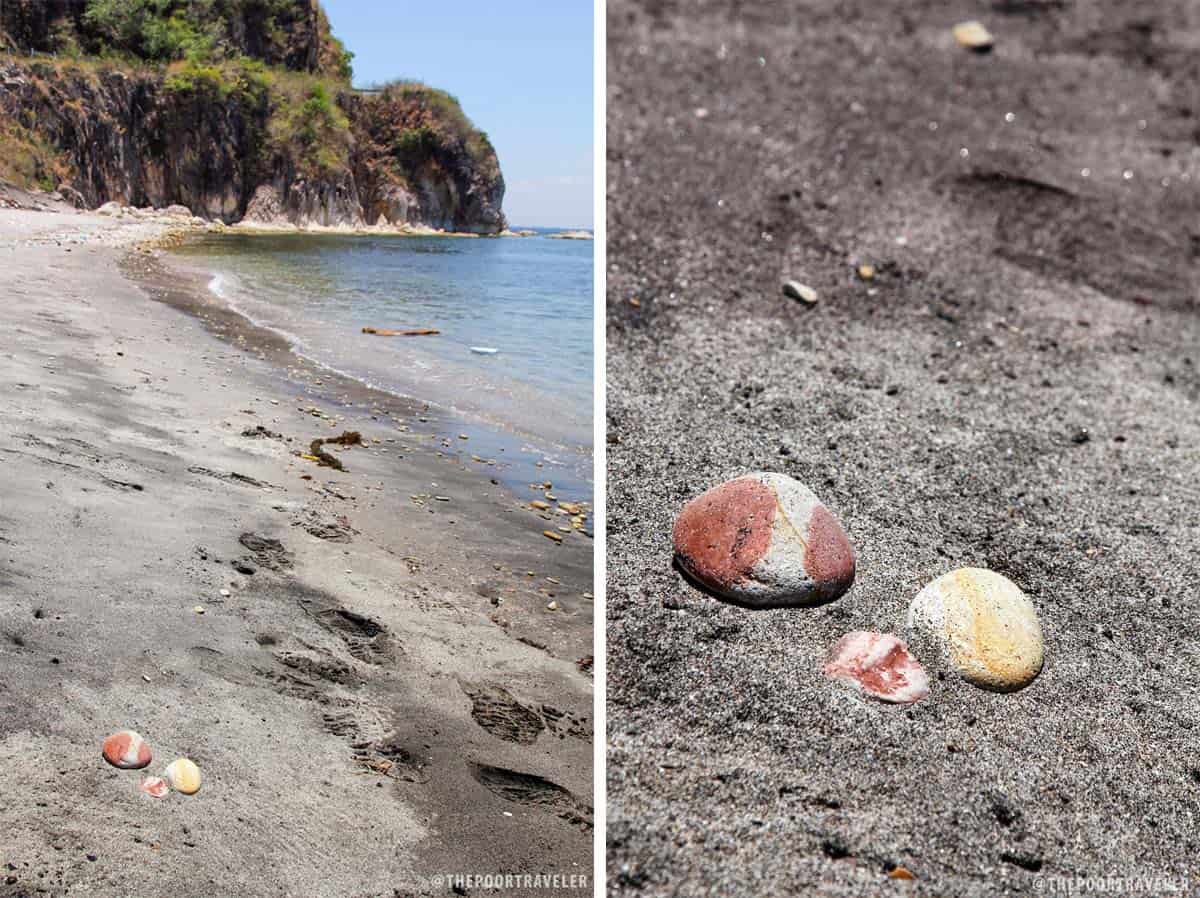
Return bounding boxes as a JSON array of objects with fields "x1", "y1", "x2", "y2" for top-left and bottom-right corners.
[
  {"x1": 102, "y1": 730, "x2": 152, "y2": 769},
  {"x1": 140, "y1": 776, "x2": 170, "y2": 799},
  {"x1": 908, "y1": 568, "x2": 1043, "y2": 692},
  {"x1": 824, "y1": 631, "x2": 929, "y2": 703},
  {"x1": 164, "y1": 758, "x2": 202, "y2": 795},
  {"x1": 672, "y1": 473, "x2": 855, "y2": 607}
]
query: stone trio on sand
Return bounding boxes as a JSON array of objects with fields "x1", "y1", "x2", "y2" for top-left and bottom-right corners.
[
  {"x1": 102, "y1": 730, "x2": 202, "y2": 799},
  {"x1": 673, "y1": 472, "x2": 1044, "y2": 703}
]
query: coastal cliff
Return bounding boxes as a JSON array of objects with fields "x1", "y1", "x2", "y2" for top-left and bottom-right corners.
[{"x1": 0, "y1": 0, "x2": 505, "y2": 233}]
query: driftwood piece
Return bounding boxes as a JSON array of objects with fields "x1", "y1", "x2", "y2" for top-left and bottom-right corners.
[{"x1": 362, "y1": 327, "x2": 440, "y2": 336}]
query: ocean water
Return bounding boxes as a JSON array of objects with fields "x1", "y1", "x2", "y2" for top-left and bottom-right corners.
[{"x1": 171, "y1": 229, "x2": 593, "y2": 497}]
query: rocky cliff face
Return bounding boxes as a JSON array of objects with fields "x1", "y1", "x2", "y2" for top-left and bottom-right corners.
[
  {"x1": 347, "y1": 87, "x2": 506, "y2": 235},
  {"x1": 0, "y1": 2, "x2": 506, "y2": 233},
  {"x1": 0, "y1": 60, "x2": 262, "y2": 220}
]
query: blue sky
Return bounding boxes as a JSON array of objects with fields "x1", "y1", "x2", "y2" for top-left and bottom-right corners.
[{"x1": 323, "y1": 2, "x2": 594, "y2": 229}]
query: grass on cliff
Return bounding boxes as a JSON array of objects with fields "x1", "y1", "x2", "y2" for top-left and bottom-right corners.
[
  {"x1": 159, "y1": 57, "x2": 352, "y2": 179},
  {"x1": 267, "y1": 74, "x2": 352, "y2": 179},
  {"x1": 0, "y1": 120, "x2": 70, "y2": 192}
]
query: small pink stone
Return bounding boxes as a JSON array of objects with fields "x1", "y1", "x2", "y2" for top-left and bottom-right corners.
[
  {"x1": 824, "y1": 632, "x2": 929, "y2": 704},
  {"x1": 140, "y1": 776, "x2": 169, "y2": 799},
  {"x1": 102, "y1": 730, "x2": 152, "y2": 769}
]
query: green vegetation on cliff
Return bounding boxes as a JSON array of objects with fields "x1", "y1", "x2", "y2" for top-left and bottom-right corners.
[
  {"x1": 0, "y1": 119, "x2": 69, "y2": 192},
  {"x1": 269, "y1": 78, "x2": 352, "y2": 178},
  {"x1": 4, "y1": 0, "x2": 354, "y2": 79}
]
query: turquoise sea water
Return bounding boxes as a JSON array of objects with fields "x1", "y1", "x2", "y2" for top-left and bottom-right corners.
[{"x1": 172, "y1": 229, "x2": 593, "y2": 497}]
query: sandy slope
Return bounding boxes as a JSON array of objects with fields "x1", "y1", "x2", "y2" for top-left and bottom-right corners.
[
  {"x1": 0, "y1": 203, "x2": 593, "y2": 897},
  {"x1": 606, "y1": 1, "x2": 1199, "y2": 895}
]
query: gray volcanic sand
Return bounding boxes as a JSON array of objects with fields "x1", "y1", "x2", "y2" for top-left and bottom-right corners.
[
  {"x1": 0, "y1": 204, "x2": 592, "y2": 897},
  {"x1": 606, "y1": 1, "x2": 1199, "y2": 895}
]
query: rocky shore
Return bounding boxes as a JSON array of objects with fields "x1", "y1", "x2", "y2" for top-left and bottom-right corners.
[{"x1": 0, "y1": 202, "x2": 592, "y2": 896}]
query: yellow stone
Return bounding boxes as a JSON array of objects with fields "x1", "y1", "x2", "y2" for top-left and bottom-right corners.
[
  {"x1": 857, "y1": 263, "x2": 876, "y2": 281},
  {"x1": 164, "y1": 758, "x2": 202, "y2": 795},
  {"x1": 908, "y1": 568, "x2": 1043, "y2": 691},
  {"x1": 542, "y1": 530, "x2": 563, "y2": 543}
]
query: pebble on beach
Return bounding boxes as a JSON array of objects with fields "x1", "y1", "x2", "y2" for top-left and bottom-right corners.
[
  {"x1": 782, "y1": 280, "x2": 819, "y2": 306},
  {"x1": 164, "y1": 758, "x2": 202, "y2": 795},
  {"x1": 102, "y1": 730, "x2": 152, "y2": 769},
  {"x1": 672, "y1": 472, "x2": 855, "y2": 607},
  {"x1": 824, "y1": 631, "x2": 929, "y2": 704},
  {"x1": 907, "y1": 568, "x2": 1043, "y2": 692},
  {"x1": 953, "y1": 20, "x2": 994, "y2": 51},
  {"x1": 140, "y1": 776, "x2": 170, "y2": 799}
]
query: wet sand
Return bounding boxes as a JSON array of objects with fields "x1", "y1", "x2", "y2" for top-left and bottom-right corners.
[
  {"x1": 606, "y1": 1, "x2": 1199, "y2": 895},
  {"x1": 0, "y1": 199, "x2": 593, "y2": 896}
]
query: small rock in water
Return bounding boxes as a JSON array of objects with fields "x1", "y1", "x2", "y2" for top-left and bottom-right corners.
[
  {"x1": 824, "y1": 632, "x2": 929, "y2": 703},
  {"x1": 140, "y1": 776, "x2": 170, "y2": 799},
  {"x1": 543, "y1": 530, "x2": 564, "y2": 543},
  {"x1": 546, "y1": 601, "x2": 559, "y2": 611},
  {"x1": 953, "y1": 20, "x2": 994, "y2": 51},
  {"x1": 857, "y1": 263, "x2": 876, "y2": 281},
  {"x1": 193, "y1": 605, "x2": 205, "y2": 615},
  {"x1": 219, "y1": 589, "x2": 231, "y2": 597},
  {"x1": 164, "y1": 758, "x2": 202, "y2": 795},
  {"x1": 672, "y1": 472, "x2": 855, "y2": 607},
  {"x1": 102, "y1": 731, "x2": 152, "y2": 769},
  {"x1": 907, "y1": 568, "x2": 1043, "y2": 692},
  {"x1": 782, "y1": 280, "x2": 819, "y2": 306}
]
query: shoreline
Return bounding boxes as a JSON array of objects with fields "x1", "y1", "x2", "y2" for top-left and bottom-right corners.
[
  {"x1": 0, "y1": 203, "x2": 593, "y2": 896},
  {"x1": 158, "y1": 235, "x2": 595, "y2": 512}
]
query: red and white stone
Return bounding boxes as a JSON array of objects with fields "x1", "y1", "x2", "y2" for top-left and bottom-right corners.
[
  {"x1": 102, "y1": 730, "x2": 152, "y2": 769},
  {"x1": 140, "y1": 775, "x2": 170, "y2": 799},
  {"x1": 823, "y1": 631, "x2": 930, "y2": 703},
  {"x1": 672, "y1": 472, "x2": 855, "y2": 607}
]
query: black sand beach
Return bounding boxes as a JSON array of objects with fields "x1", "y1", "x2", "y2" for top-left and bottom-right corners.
[
  {"x1": 0, "y1": 201, "x2": 593, "y2": 896},
  {"x1": 606, "y1": 1, "x2": 1199, "y2": 894}
]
